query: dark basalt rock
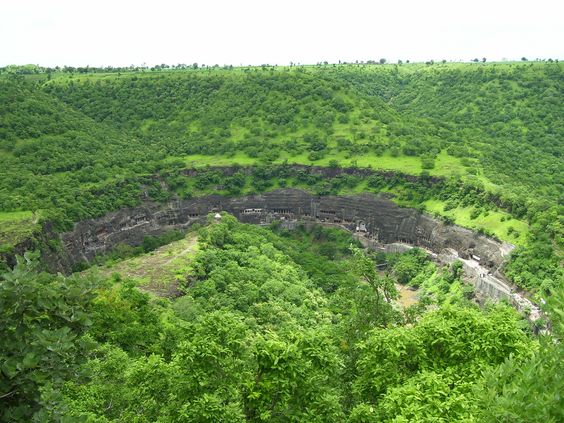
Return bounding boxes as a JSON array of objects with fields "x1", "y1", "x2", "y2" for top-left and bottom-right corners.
[
  {"x1": 42, "y1": 188, "x2": 543, "y2": 324},
  {"x1": 55, "y1": 188, "x2": 511, "y2": 273}
]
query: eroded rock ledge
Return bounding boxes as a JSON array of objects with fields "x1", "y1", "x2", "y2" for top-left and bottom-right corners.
[{"x1": 53, "y1": 188, "x2": 540, "y2": 320}]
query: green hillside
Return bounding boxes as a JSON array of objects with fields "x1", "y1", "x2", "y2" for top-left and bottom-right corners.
[
  {"x1": 0, "y1": 62, "x2": 562, "y2": 422},
  {"x1": 1, "y1": 62, "x2": 561, "y2": 292},
  {"x1": 2, "y1": 64, "x2": 562, "y2": 217},
  {"x1": 43, "y1": 63, "x2": 563, "y2": 199}
]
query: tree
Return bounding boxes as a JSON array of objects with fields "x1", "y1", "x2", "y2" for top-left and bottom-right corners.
[
  {"x1": 350, "y1": 246, "x2": 397, "y2": 318},
  {"x1": 0, "y1": 253, "x2": 98, "y2": 421},
  {"x1": 244, "y1": 330, "x2": 344, "y2": 422},
  {"x1": 353, "y1": 305, "x2": 532, "y2": 421},
  {"x1": 421, "y1": 156, "x2": 436, "y2": 169},
  {"x1": 48, "y1": 311, "x2": 252, "y2": 422},
  {"x1": 390, "y1": 248, "x2": 428, "y2": 285},
  {"x1": 475, "y1": 289, "x2": 564, "y2": 422},
  {"x1": 379, "y1": 58, "x2": 387, "y2": 65},
  {"x1": 328, "y1": 159, "x2": 340, "y2": 168}
]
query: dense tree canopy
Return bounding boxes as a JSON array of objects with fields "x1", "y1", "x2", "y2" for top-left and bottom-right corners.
[{"x1": 2, "y1": 219, "x2": 554, "y2": 422}]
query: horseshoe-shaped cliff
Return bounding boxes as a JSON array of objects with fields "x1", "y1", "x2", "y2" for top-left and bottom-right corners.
[{"x1": 52, "y1": 188, "x2": 539, "y2": 320}]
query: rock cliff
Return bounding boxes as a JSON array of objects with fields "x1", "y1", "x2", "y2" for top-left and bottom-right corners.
[
  {"x1": 57, "y1": 188, "x2": 511, "y2": 269},
  {"x1": 51, "y1": 188, "x2": 540, "y2": 320}
]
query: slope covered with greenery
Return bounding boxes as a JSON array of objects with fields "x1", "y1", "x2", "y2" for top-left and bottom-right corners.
[
  {"x1": 341, "y1": 63, "x2": 563, "y2": 198},
  {"x1": 1, "y1": 62, "x2": 561, "y2": 294},
  {"x1": 3, "y1": 218, "x2": 561, "y2": 422},
  {"x1": 2, "y1": 63, "x2": 562, "y2": 216},
  {"x1": 42, "y1": 62, "x2": 564, "y2": 199},
  {"x1": 0, "y1": 63, "x2": 561, "y2": 423},
  {"x1": 1, "y1": 63, "x2": 561, "y2": 209}
]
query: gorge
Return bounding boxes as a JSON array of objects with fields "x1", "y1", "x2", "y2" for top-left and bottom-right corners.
[{"x1": 51, "y1": 188, "x2": 541, "y2": 321}]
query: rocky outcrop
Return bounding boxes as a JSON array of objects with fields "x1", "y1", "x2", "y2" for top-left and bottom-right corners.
[
  {"x1": 51, "y1": 188, "x2": 542, "y2": 320},
  {"x1": 437, "y1": 248, "x2": 541, "y2": 321},
  {"x1": 56, "y1": 188, "x2": 508, "y2": 267}
]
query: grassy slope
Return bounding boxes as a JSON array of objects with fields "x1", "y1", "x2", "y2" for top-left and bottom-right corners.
[
  {"x1": 0, "y1": 211, "x2": 41, "y2": 248},
  {"x1": 422, "y1": 199, "x2": 528, "y2": 245},
  {"x1": 0, "y1": 211, "x2": 33, "y2": 222},
  {"x1": 85, "y1": 232, "x2": 199, "y2": 296},
  {"x1": 47, "y1": 63, "x2": 557, "y2": 203},
  {"x1": 176, "y1": 149, "x2": 467, "y2": 177},
  {"x1": 38, "y1": 65, "x2": 563, "y2": 192},
  {"x1": 2, "y1": 62, "x2": 560, "y2": 250},
  {"x1": 356, "y1": 62, "x2": 563, "y2": 200}
]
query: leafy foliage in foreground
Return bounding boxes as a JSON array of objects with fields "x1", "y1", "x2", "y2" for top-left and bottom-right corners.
[
  {"x1": 474, "y1": 291, "x2": 564, "y2": 423},
  {"x1": 352, "y1": 306, "x2": 531, "y2": 421},
  {"x1": 0, "y1": 253, "x2": 98, "y2": 421},
  {"x1": 2, "y1": 219, "x2": 556, "y2": 422}
]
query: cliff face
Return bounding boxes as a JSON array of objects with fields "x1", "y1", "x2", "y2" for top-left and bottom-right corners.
[
  {"x1": 52, "y1": 188, "x2": 544, "y2": 321},
  {"x1": 57, "y1": 188, "x2": 511, "y2": 270}
]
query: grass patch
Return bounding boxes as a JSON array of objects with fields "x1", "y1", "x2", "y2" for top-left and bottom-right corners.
[
  {"x1": 422, "y1": 199, "x2": 529, "y2": 245},
  {"x1": 175, "y1": 153, "x2": 258, "y2": 167},
  {"x1": 176, "y1": 149, "x2": 470, "y2": 179},
  {"x1": 86, "y1": 232, "x2": 199, "y2": 297},
  {"x1": 0, "y1": 211, "x2": 34, "y2": 222},
  {"x1": 0, "y1": 211, "x2": 40, "y2": 245}
]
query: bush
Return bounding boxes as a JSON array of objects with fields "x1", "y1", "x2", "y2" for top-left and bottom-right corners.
[
  {"x1": 308, "y1": 150, "x2": 326, "y2": 161},
  {"x1": 421, "y1": 156, "x2": 435, "y2": 169},
  {"x1": 470, "y1": 208, "x2": 481, "y2": 220}
]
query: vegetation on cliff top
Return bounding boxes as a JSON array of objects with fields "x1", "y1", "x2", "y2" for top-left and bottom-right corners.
[{"x1": 0, "y1": 62, "x2": 561, "y2": 290}]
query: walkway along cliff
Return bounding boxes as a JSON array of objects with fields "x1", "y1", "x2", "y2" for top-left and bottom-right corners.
[{"x1": 52, "y1": 188, "x2": 542, "y2": 321}]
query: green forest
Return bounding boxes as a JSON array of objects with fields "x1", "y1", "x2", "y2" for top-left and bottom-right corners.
[
  {"x1": 0, "y1": 63, "x2": 562, "y2": 293},
  {"x1": 0, "y1": 62, "x2": 563, "y2": 421},
  {"x1": 2, "y1": 218, "x2": 563, "y2": 421}
]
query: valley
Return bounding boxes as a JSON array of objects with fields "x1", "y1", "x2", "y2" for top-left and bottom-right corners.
[{"x1": 0, "y1": 62, "x2": 562, "y2": 422}]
